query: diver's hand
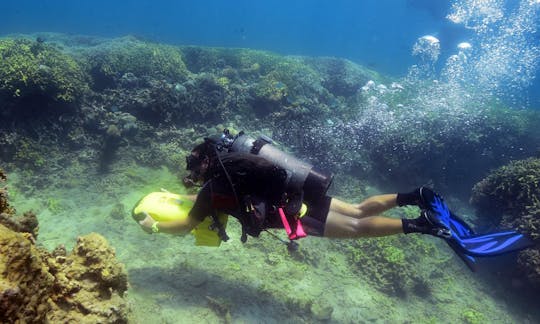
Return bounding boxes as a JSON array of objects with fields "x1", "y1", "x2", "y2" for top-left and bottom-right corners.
[{"x1": 138, "y1": 212, "x2": 157, "y2": 234}]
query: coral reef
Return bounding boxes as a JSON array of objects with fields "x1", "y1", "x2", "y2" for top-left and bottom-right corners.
[
  {"x1": 471, "y1": 157, "x2": 540, "y2": 289},
  {"x1": 0, "y1": 169, "x2": 128, "y2": 323},
  {"x1": 305, "y1": 57, "x2": 380, "y2": 97},
  {"x1": 2, "y1": 34, "x2": 539, "y2": 196},
  {"x1": 82, "y1": 36, "x2": 190, "y2": 90}
]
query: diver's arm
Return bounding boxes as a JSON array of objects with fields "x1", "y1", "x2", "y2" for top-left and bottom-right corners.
[
  {"x1": 138, "y1": 212, "x2": 200, "y2": 235},
  {"x1": 155, "y1": 216, "x2": 201, "y2": 234},
  {"x1": 180, "y1": 194, "x2": 197, "y2": 202},
  {"x1": 139, "y1": 184, "x2": 209, "y2": 234}
]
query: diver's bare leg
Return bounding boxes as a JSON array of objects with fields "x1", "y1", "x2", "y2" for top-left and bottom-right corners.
[
  {"x1": 323, "y1": 195, "x2": 402, "y2": 238},
  {"x1": 323, "y1": 212, "x2": 403, "y2": 238},
  {"x1": 330, "y1": 195, "x2": 398, "y2": 219}
]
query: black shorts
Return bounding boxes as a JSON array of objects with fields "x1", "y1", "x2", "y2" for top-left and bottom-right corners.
[
  {"x1": 192, "y1": 179, "x2": 332, "y2": 237},
  {"x1": 301, "y1": 195, "x2": 332, "y2": 237}
]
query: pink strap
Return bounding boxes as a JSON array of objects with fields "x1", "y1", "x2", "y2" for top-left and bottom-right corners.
[
  {"x1": 278, "y1": 207, "x2": 307, "y2": 240},
  {"x1": 295, "y1": 219, "x2": 307, "y2": 238}
]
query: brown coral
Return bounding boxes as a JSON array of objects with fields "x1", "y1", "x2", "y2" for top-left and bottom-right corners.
[
  {"x1": 0, "y1": 227, "x2": 129, "y2": 323},
  {"x1": 0, "y1": 168, "x2": 38, "y2": 237},
  {"x1": 0, "y1": 169, "x2": 13, "y2": 216},
  {"x1": 0, "y1": 168, "x2": 128, "y2": 323},
  {"x1": 45, "y1": 233, "x2": 128, "y2": 323},
  {"x1": 0, "y1": 224, "x2": 53, "y2": 322},
  {"x1": 0, "y1": 211, "x2": 39, "y2": 238}
]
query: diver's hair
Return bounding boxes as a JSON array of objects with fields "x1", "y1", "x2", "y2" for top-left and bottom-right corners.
[
  {"x1": 191, "y1": 140, "x2": 217, "y2": 159},
  {"x1": 187, "y1": 139, "x2": 219, "y2": 173}
]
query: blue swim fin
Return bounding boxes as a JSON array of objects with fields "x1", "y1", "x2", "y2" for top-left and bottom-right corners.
[
  {"x1": 446, "y1": 211, "x2": 478, "y2": 271},
  {"x1": 446, "y1": 238, "x2": 478, "y2": 271},
  {"x1": 455, "y1": 230, "x2": 534, "y2": 257},
  {"x1": 419, "y1": 187, "x2": 534, "y2": 271}
]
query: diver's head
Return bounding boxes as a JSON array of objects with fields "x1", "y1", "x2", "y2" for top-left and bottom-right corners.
[
  {"x1": 182, "y1": 130, "x2": 242, "y2": 187},
  {"x1": 183, "y1": 140, "x2": 215, "y2": 187}
]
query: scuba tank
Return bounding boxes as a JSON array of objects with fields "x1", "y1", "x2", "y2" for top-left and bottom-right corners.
[{"x1": 213, "y1": 129, "x2": 334, "y2": 200}]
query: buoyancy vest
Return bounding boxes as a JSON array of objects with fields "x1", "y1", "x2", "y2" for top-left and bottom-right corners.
[{"x1": 206, "y1": 152, "x2": 306, "y2": 242}]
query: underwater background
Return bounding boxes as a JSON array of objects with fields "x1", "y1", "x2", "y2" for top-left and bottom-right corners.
[
  {"x1": 1, "y1": 0, "x2": 540, "y2": 323},
  {"x1": 2, "y1": 0, "x2": 539, "y2": 102}
]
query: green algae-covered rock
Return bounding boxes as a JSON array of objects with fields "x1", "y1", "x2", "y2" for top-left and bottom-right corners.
[
  {"x1": 463, "y1": 308, "x2": 485, "y2": 324},
  {"x1": 180, "y1": 47, "x2": 323, "y2": 117},
  {"x1": 180, "y1": 46, "x2": 282, "y2": 76},
  {"x1": 304, "y1": 57, "x2": 382, "y2": 97},
  {"x1": 84, "y1": 37, "x2": 190, "y2": 90},
  {"x1": 471, "y1": 157, "x2": 540, "y2": 290},
  {"x1": 310, "y1": 300, "x2": 333, "y2": 321},
  {"x1": 471, "y1": 157, "x2": 540, "y2": 221},
  {"x1": 360, "y1": 98, "x2": 540, "y2": 194},
  {"x1": 344, "y1": 234, "x2": 446, "y2": 296},
  {"x1": 0, "y1": 38, "x2": 87, "y2": 104}
]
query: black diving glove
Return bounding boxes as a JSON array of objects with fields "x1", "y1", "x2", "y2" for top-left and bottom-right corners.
[
  {"x1": 402, "y1": 210, "x2": 452, "y2": 238},
  {"x1": 397, "y1": 187, "x2": 441, "y2": 210},
  {"x1": 396, "y1": 187, "x2": 422, "y2": 207}
]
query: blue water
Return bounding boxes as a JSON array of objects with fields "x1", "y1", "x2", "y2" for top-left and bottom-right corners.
[{"x1": 0, "y1": 0, "x2": 538, "y2": 104}]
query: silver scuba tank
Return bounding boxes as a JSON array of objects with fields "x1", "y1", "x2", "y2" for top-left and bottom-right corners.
[{"x1": 227, "y1": 131, "x2": 333, "y2": 200}]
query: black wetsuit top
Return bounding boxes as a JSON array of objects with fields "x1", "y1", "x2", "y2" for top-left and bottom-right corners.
[{"x1": 189, "y1": 152, "x2": 331, "y2": 237}]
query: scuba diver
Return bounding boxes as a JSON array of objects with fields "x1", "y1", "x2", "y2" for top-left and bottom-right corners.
[{"x1": 137, "y1": 130, "x2": 533, "y2": 270}]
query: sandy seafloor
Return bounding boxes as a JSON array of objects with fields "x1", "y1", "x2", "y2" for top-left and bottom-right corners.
[{"x1": 6, "y1": 161, "x2": 539, "y2": 323}]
